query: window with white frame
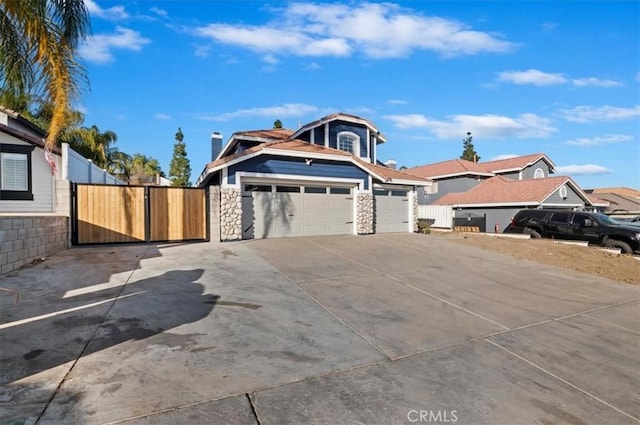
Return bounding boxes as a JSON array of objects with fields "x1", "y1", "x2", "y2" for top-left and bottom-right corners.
[
  {"x1": 0, "y1": 144, "x2": 35, "y2": 200},
  {"x1": 337, "y1": 131, "x2": 359, "y2": 155},
  {"x1": 534, "y1": 167, "x2": 545, "y2": 179}
]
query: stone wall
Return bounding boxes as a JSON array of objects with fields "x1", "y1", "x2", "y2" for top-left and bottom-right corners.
[
  {"x1": 356, "y1": 192, "x2": 374, "y2": 234},
  {"x1": 220, "y1": 188, "x2": 242, "y2": 241},
  {"x1": 0, "y1": 216, "x2": 68, "y2": 275}
]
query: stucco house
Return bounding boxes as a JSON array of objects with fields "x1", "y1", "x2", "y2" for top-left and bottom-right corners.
[
  {"x1": 406, "y1": 153, "x2": 607, "y2": 232},
  {"x1": 195, "y1": 113, "x2": 432, "y2": 240}
]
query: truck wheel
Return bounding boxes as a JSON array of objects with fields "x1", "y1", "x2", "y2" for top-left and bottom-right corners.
[
  {"x1": 604, "y1": 239, "x2": 633, "y2": 254},
  {"x1": 524, "y1": 227, "x2": 542, "y2": 239}
]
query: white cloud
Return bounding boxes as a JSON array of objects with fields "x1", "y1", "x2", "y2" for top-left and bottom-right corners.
[
  {"x1": 199, "y1": 104, "x2": 319, "y2": 121},
  {"x1": 489, "y1": 154, "x2": 519, "y2": 161},
  {"x1": 84, "y1": 0, "x2": 129, "y2": 20},
  {"x1": 79, "y1": 27, "x2": 150, "y2": 64},
  {"x1": 263, "y1": 54, "x2": 279, "y2": 65},
  {"x1": 497, "y1": 69, "x2": 567, "y2": 86},
  {"x1": 154, "y1": 113, "x2": 171, "y2": 120},
  {"x1": 571, "y1": 77, "x2": 622, "y2": 88},
  {"x1": 558, "y1": 105, "x2": 640, "y2": 123},
  {"x1": 555, "y1": 164, "x2": 611, "y2": 175},
  {"x1": 192, "y1": 3, "x2": 515, "y2": 60},
  {"x1": 388, "y1": 99, "x2": 408, "y2": 105},
  {"x1": 541, "y1": 22, "x2": 557, "y2": 33},
  {"x1": 564, "y1": 134, "x2": 632, "y2": 147},
  {"x1": 497, "y1": 69, "x2": 622, "y2": 88},
  {"x1": 383, "y1": 113, "x2": 556, "y2": 139},
  {"x1": 149, "y1": 6, "x2": 168, "y2": 18},
  {"x1": 304, "y1": 62, "x2": 321, "y2": 71}
]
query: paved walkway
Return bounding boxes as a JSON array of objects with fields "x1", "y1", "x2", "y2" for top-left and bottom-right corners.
[{"x1": 1, "y1": 234, "x2": 638, "y2": 424}]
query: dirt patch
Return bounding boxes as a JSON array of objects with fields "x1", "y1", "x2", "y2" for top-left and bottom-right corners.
[{"x1": 441, "y1": 233, "x2": 640, "y2": 285}]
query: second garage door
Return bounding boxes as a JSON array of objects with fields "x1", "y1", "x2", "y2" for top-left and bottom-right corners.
[
  {"x1": 242, "y1": 184, "x2": 354, "y2": 239},
  {"x1": 374, "y1": 188, "x2": 410, "y2": 233}
]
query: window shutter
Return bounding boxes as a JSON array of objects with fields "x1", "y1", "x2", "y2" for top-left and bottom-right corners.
[{"x1": 1, "y1": 153, "x2": 28, "y2": 191}]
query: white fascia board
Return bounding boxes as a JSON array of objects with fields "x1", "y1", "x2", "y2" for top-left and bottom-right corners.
[
  {"x1": 261, "y1": 148, "x2": 351, "y2": 162},
  {"x1": 291, "y1": 114, "x2": 383, "y2": 142},
  {"x1": 430, "y1": 171, "x2": 495, "y2": 180},
  {"x1": 541, "y1": 203, "x2": 584, "y2": 207},
  {"x1": 387, "y1": 178, "x2": 432, "y2": 186},
  {"x1": 234, "y1": 171, "x2": 363, "y2": 190},
  {"x1": 446, "y1": 201, "x2": 539, "y2": 208},
  {"x1": 539, "y1": 178, "x2": 593, "y2": 205}
]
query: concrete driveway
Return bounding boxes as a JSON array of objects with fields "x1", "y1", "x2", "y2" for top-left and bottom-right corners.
[{"x1": 1, "y1": 234, "x2": 638, "y2": 424}]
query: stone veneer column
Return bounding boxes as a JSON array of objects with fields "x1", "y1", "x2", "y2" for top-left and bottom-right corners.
[
  {"x1": 220, "y1": 188, "x2": 242, "y2": 241},
  {"x1": 356, "y1": 192, "x2": 374, "y2": 235}
]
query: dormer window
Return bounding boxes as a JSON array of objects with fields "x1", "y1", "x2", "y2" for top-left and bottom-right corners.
[
  {"x1": 337, "y1": 131, "x2": 359, "y2": 155},
  {"x1": 534, "y1": 168, "x2": 545, "y2": 179}
]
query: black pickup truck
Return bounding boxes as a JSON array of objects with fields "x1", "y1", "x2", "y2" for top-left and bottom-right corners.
[{"x1": 509, "y1": 209, "x2": 640, "y2": 254}]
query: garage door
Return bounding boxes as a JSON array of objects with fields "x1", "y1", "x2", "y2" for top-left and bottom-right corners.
[
  {"x1": 374, "y1": 188, "x2": 409, "y2": 233},
  {"x1": 242, "y1": 184, "x2": 354, "y2": 239}
]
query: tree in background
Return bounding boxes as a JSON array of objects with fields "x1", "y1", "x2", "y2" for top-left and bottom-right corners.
[
  {"x1": 169, "y1": 127, "x2": 191, "y2": 187},
  {"x1": 460, "y1": 132, "x2": 480, "y2": 162},
  {"x1": 273, "y1": 119, "x2": 283, "y2": 129},
  {"x1": 0, "y1": 0, "x2": 91, "y2": 150}
]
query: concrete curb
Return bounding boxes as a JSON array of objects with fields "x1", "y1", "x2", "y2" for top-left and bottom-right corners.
[{"x1": 554, "y1": 240, "x2": 589, "y2": 247}]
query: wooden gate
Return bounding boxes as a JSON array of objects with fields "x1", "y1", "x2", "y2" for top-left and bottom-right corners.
[{"x1": 73, "y1": 184, "x2": 207, "y2": 245}]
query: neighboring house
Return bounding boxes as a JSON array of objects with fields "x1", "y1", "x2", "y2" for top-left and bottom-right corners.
[
  {"x1": 0, "y1": 106, "x2": 61, "y2": 213},
  {"x1": 407, "y1": 153, "x2": 606, "y2": 232},
  {"x1": 196, "y1": 113, "x2": 432, "y2": 240},
  {"x1": 0, "y1": 106, "x2": 123, "y2": 275},
  {"x1": 129, "y1": 173, "x2": 171, "y2": 186},
  {"x1": 584, "y1": 187, "x2": 640, "y2": 218}
]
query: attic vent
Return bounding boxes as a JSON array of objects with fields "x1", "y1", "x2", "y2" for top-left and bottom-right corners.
[
  {"x1": 534, "y1": 168, "x2": 545, "y2": 179},
  {"x1": 559, "y1": 185, "x2": 568, "y2": 200}
]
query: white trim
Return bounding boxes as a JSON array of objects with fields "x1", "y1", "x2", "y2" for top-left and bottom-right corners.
[
  {"x1": 291, "y1": 113, "x2": 385, "y2": 143},
  {"x1": 324, "y1": 123, "x2": 329, "y2": 147},
  {"x1": 310, "y1": 128, "x2": 315, "y2": 144},
  {"x1": 337, "y1": 131, "x2": 360, "y2": 156},
  {"x1": 489, "y1": 155, "x2": 556, "y2": 173},
  {"x1": 232, "y1": 172, "x2": 363, "y2": 191},
  {"x1": 518, "y1": 170, "x2": 523, "y2": 180},
  {"x1": 408, "y1": 191, "x2": 415, "y2": 232},
  {"x1": 352, "y1": 188, "x2": 359, "y2": 235},
  {"x1": 534, "y1": 167, "x2": 545, "y2": 179},
  {"x1": 221, "y1": 167, "x2": 229, "y2": 186},
  {"x1": 197, "y1": 147, "x2": 430, "y2": 188},
  {"x1": 429, "y1": 171, "x2": 495, "y2": 180},
  {"x1": 365, "y1": 128, "x2": 370, "y2": 159},
  {"x1": 539, "y1": 178, "x2": 594, "y2": 206},
  {"x1": 540, "y1": 203, "x2": 584, "y2": 207}
]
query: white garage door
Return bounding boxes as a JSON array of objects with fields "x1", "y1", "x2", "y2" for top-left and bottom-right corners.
[
  {"x1": 374, "y1": 188, "x2": 410, "y2": 233},
  {"x1": 242, "y1": 184, "x2": 354, "y2": 239}
]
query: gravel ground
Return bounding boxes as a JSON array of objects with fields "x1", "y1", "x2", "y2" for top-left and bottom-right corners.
[{"x1": 442, "y1": 232, "x2": 640, "y2": 285}]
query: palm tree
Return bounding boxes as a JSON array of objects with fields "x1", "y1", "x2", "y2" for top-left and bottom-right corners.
[
  {"x1": 64, "y1": 125, "x2": 118, "y2": 168},
  {"x1": 0, "y1": 0, "x2": 90, "y2": 149}
]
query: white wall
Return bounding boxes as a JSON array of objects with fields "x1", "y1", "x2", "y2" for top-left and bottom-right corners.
[
  {"x1": 63, "y1": 143, "x2": 126, "y2": 185},
  {"x1": 0, "y1": 139, "x2": 59, "y2": 214},
  {"x1": 418, "y1": 205, "x2": 453, "y2": 228}
]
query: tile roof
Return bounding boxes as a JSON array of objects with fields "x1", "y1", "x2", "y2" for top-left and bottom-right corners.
[
  {"x1": 234, "y1": 128, "x2": 294, "y2": 140},
  {"x1": 406, "y1": 153, "x2": 554, "y2": 179},
  {"x1": 203, "y1": 139, "x2": 429, "y2": 185},
  {"x1": 588, "y1": 187, "x2": 640, "y2": 198},
  {"x1": 481, "y1": 153, "x2": 552, "y2": 171},
  {"x1": 406, "y1": 158, "x2": 492, "y2": 178},
  {"x1": 588, "y1": 193, "x2": 640, "y2": 212},
  {"x1": 433, "y1": 176, "x2": 579, "y2": 206}
]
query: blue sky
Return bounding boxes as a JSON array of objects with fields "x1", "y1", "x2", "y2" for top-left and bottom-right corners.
[{"x1": 78, "y1": 1, "x2": 639, "y2": 188}]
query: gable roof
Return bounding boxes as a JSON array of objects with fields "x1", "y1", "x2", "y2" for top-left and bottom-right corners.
[
  {"x1": 587, "y1": 192, "x2": 640, "y2": 213},
  {"x1": 406, "y1": 158, "x2": 494, "y2": 179},
  {"x1": 196, "y1": 139, "x2": 431, "y2": 187},
  {"x1": 433, "y1": 175, "x2": 596, "y2": 207},
  {"x1": 290, "y1": 112, "x2": 387, "y2": 143},
  {"x1": 0, "y1": 105, "x2": 48, "y2": 138},
  {"x1": 587, "y1": 187, "x2": 640, "y2": 198},
  {"x1": 216, "y1": 128, "x2": 295, "y2": 160},
  {"x1": 480, "y1": 153, "x2": 555, "y2": 173},
  {"x1": 406, "y1": 153, "x2": 555, "y2": 179}
]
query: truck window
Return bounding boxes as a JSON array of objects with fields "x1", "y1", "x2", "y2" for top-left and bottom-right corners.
[{"x1": 549, "y1": 212, "x2": 569, "y2": 223}]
